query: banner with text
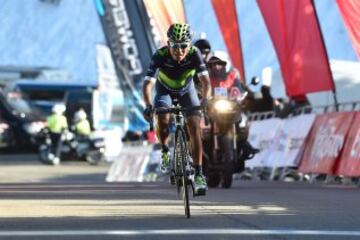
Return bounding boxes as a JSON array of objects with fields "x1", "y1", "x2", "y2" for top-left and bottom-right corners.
[
  {"x1": 265, "y1": 114, "x2": 316, "y2": 168},
  {"x1": 247, "y1": 118, "x2": 283, "y2": 168},
  {"x1": 336, "y1": 112, "x2": 360, "y2": 176},
  {"x1": 298, "y1": 112, "x2": 354, "y2": 174}
]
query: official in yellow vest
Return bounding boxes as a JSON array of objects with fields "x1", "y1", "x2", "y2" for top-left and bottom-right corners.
[
  {"x1": 46, "y1": 104, "x2": 68, "y2": 165},
  {"x1": 73, "y1": 108, "x2": 91, "y2": 137}
]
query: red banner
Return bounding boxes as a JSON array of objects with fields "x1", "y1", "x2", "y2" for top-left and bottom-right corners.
[
  {"x1": 211, "y1": 0, "x2": 245, "y2": 82},
  {"x1": 336, "y1": 0, "x2": 360, "y2": 59},
  {"x1": 257, "y1": 0, "x2": 335, "y2": 97},
  {"x1": 336, "y1": 112, "x2": 360, "y2": 176},
  {"x1": 298, "y1": 112, "x2": 354, "y2": 174}
]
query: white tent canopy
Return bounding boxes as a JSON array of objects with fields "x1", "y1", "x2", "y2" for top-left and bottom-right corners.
[{"x1": 270, "y1": 60, "x2": 360, "y2": 107}]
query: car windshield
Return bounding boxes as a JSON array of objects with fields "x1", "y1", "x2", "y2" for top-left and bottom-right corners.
[
  {"x1": 7, "y1": 98, "x2": 33, "y2": 114},
  {"x1": 2, "y1": 91, "x2": 46, "y2": 119}
]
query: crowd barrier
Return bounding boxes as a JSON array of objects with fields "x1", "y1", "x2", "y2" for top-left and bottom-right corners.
[{"x1": 246, "y1": 101, "x2": 360, "y2": 183}]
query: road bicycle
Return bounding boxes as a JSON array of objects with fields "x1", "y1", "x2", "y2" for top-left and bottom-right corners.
[{"x1": 152, "y1": 100, "x2": 202, "y2": 218}]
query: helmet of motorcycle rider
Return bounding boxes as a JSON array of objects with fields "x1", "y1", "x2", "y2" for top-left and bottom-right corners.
[
  {"x1": 52, "y1": 104, "x2": 66, "y2": 115},
  {"x1": 194, "y1": 38, "x2": 211, "y2": 53},
  {"x1": 208, "y1": 50, "x2": 232, "y2": 73},
  {"x1": 74, "y1": 109, "x2": 87, "y2": 122}
]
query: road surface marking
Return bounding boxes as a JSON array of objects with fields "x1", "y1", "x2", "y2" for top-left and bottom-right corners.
[{"x1": 1, "y1": 229, "x2": 360, "y2": 236}]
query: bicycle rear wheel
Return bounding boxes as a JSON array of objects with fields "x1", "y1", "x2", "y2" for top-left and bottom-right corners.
[{"x1": 175, "y1": 129, "x2": 191, "y2": 218}]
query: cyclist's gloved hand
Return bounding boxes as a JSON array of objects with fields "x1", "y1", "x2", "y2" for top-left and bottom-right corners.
[{"x1": 143, "y1": 104, "x2": 153, "y2": 121}]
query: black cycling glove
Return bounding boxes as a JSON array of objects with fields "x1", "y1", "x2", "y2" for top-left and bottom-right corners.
[{"x1": 143, "y1": 105, "x2": 153, "y2": 121}]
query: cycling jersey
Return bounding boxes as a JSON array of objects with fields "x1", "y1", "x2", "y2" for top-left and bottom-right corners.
[{"x1": 145, "y1": 46, "x2": 208, "y2": 92}]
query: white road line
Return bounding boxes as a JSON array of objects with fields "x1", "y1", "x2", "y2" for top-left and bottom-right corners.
[{"x1": 1, "y1": 229, "x2": 360, "y2": 236}]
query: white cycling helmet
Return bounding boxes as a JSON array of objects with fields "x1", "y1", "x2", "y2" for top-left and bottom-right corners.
[
  {"x1": 52, "y1": 104, "x2": 66, "y2": 114},
  {"x1": 74, "y1": 109, "x2": 87, "y2": 122},
  {"x1": 208, "y1": 50, "x2": 232, "y2": 72}
]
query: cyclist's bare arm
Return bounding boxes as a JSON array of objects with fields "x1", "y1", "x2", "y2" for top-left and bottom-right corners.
[
  {"x1": 198, "y1": 73, "x2": 211, "y2": 100},
  {"x1": 143, "y1": 77, "x2": 155, "y2": 106}
]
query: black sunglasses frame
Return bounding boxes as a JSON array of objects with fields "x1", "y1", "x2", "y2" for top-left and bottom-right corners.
[{"x1": 169, "y1": 41, "x2": 191, "y2": 49}]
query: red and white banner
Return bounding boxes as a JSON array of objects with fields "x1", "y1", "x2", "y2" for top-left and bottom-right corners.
[
  {"x1": 336, "y1": 0, "x2": 360, "y2": 59},
  {"x1": 298, "y1": 112, "x2": 354, "y2": 174},
  {"x1": 247, "y1": 118, "x2": 283, "y2": 168},
  {"x1": 211, "y1": 0, "x2": 245, "y2": 81},
  {"x1": 266, "y1": 114, "x2": 316, "y2": 167},
  {"x1": 257, "y1": 0, "x2": 335, "y2": 97},
  {"x1": 336, "y1": 112, "x2": 360, "y2": 176}
]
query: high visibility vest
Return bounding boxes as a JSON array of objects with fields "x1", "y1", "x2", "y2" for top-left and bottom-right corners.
[
  {"x1": 47, "y1": 114, "x2": 68, "y2": 134},
  {"x1": 75, "y1": 120, "x2": 91, "y2": 136}
]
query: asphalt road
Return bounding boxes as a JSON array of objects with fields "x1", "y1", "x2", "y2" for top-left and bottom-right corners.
[{"x1": 0, "y1": 154, "x2": 360, "y2": 240}]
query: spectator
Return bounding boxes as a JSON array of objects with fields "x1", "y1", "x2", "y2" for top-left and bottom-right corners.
[{"x1": 275, "y1": 95, "x2": 311, "y2": 118}]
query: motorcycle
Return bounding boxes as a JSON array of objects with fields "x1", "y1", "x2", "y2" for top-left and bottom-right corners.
[
  {"x1": 202, "y1": 86, "x2": 250, "y2": 188},
  {"x1": 38, "y1": 128, "x2": 105, "y2": 165}
]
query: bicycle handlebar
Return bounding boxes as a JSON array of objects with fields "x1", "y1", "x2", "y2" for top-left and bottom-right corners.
[{"x1": 154, "y1": 105, "x2": 202, "y2": 114}]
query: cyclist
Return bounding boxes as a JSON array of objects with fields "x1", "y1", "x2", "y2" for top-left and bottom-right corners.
[{"x1": 142, "y1": 23, "x2": 211, "y2": 195}]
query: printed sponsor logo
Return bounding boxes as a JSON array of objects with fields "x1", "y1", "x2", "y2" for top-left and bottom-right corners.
[
  {"x1": 311, "y1": 124, "x2": 344, "y2": 160},
  {"x1": 108, "y1": 0, "x2": 142, "y2": 76}
]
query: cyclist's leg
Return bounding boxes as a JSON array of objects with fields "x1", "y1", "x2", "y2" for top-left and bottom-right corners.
[{"x1": 154, "y1": 83, "x2": 172, "y2": 172}]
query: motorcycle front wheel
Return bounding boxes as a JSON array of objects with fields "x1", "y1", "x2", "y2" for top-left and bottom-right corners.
[{"x1": 86, "y1": 151, "x2": 103, "y2": 165}]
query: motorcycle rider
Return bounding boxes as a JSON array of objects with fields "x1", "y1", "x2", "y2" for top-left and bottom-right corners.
[
  {"x1": 207, "y1": 51, "x2": 260, "y2": 160},
  {"x1": 73, "y1": 108, "x2": 91, "y2": 138},
  {"x1": 142, "y1": 23, "x2": 212, "y2": 195},
  {"x1": 46, "y1": 104, "x2": 68, "y2": 165},
  {"x1": 193, "y1": 38, "x2": 213, "y2": 95},
  {"x1": 193, "y1": 38, "x2": 213, "y2": 64}
]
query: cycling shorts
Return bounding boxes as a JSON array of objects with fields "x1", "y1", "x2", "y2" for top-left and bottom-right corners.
[{"x1": 154, "y1": 80, "x2": 201, "y2": 117}]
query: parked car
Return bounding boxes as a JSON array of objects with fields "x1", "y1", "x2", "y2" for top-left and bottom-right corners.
[
  {"x1": 0, "y1": 113, "x2": 14, "y2": 149},
  {"x1": 0, "y1": 89, "x2": 46, "y2": 150}
]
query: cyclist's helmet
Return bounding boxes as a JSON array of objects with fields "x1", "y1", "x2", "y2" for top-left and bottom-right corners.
[
  {"x1": 194, "y1": 39, "x2": 211, "y2": 52},
  {"x1": 167, "y1": 23, "x2": 192, "y2": 42}
]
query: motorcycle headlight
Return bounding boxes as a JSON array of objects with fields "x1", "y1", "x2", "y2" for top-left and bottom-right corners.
[
  {"x1": 23, "y1": 121, "x2": 45, "y2": 135},
  {"x1": 213, "y1": 99, "x2": 234, "y2": 113}
]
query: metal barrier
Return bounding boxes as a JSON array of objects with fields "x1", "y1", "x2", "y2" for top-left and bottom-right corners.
[
  {"x1": 242, "y1": 101, "x2": 360, "y2": 185},
  {"x1": 247, "y1": 101, "x2": 360, "y2": 121}
]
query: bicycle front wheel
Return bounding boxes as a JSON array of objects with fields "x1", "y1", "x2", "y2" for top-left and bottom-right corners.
[{"x1": 175, "y1": 129, "x2": 191, "y2": 218}]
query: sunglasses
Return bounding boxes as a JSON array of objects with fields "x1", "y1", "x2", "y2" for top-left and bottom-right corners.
[
  {"x1": 169, "y1": 41, "x2": 190, "y2": 49},
  {"x1": 208, "y1": 61, "x2": 227, "y2": 67}
]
